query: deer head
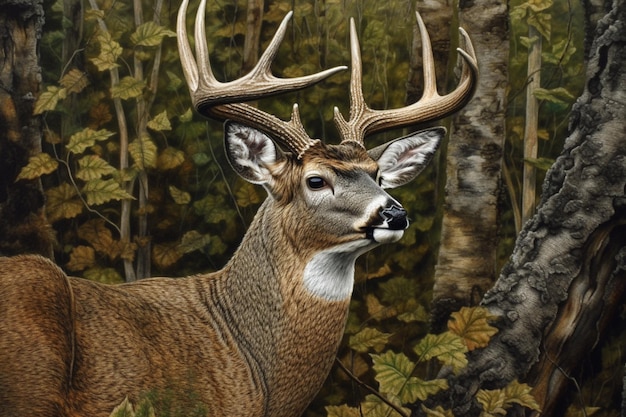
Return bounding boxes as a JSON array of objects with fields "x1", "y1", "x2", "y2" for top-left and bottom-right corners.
[{"x1": 177, "y1": 0, "x2": 477, "y2": 299}]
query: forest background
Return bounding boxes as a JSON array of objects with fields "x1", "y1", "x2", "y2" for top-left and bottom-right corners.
[{"x1": 0, "y1": 0, "x2": 624, "y2": 415}]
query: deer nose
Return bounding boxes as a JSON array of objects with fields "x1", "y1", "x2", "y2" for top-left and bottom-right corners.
[{"x1": 380, "y1": 205, "x2": 408, "y2": 230}]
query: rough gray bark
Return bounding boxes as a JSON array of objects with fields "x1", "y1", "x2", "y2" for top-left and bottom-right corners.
[
  {"x1": 423, "y1": 0, "x2": 626, "y2": 413},
  {"x1": 430, "y1": 0, "x2": 509, "y2": 331},
  {"x1": 0, "y1": 0, "x2": 54, "y2": 258}
]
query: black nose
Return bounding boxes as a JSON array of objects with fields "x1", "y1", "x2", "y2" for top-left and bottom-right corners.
[{"x1": 380, "y1": 205, "x2": 408, "y2": 230}]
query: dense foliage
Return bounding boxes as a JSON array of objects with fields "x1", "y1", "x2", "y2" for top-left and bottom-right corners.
[{"x1": 25, "y1": 0, "x2": 622, "y2": 416}]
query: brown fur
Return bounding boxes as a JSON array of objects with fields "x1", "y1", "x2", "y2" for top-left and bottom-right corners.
[{"x1": 0, "y1": 197, "x2": 351, "y2": 417}]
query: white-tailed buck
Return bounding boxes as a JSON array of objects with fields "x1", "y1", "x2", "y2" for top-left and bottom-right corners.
[{"x1": 0, "y1": 0, "x2": 477, "y2": 415}]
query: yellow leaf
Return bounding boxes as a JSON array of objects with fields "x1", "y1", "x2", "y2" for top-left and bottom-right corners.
[
  {"x1": 503, "y1": 380, "x2": 541, "y2": 412},
  {"x1": 421, "y1": 405, "x2": 455, "y2": 417},
  {"x1": 476, "y1": 389, "x2": 507, "y2": 416},
  {"x1": 130, "y1": 22, "x2": 176, "y2": 47},
  {"x1": 448, "y1": 306, "x2": 499, "y2": 351},
  {"x1": 45, "y1": 183, "x2": 84, "y2": 222},
  {"x1": 108, "y1": 396, "x2": 135, "y2": 417},
  {"x1": 148, "y1": 110, "x2": 172, "y2": 131},
  {"x1": 152, "y1": 242, "x2": 183, "y2": 268},
  {"x1": 129, "y1": 136, "x2": 158, "y2": 169},
  {"x1": 365, "y1": 294, "x2": 397, "y2": 320},
  {"x1": 235, "y1": 182, "x2": 262, "y2": 207},
  {"x1": 360, "y1": 393, "x2": 409, "y2": 417},
  {"x1": 60, "y1": 68, "x2": 89, "y2": 94},
  {"x1": 414, "y1": 332, "x2": 468, "y2": 373},
  {"x1": 349, "y1": 328, "x2": 391, "y2": 353},
  {"x1": 111, "y1": 76, "x2": 145, "y2": 100},
  {"x1": 78, "y1": 219, "x2": 114, "y2": 255},
  {"x1": 66, "y1": 246, "x2": 96, "y2": 272},
  {"x1": 325, "y1": 405, "x2": 361, "y2": 417},
  {"x1": 34, "y1": 86, "x2": 67, "y2": 115},
  {"x1": 66, "y1": 128, "x2": 115, "y2": 154},
  {"x1": 16, "y1": 153, "x2": 58, "y2": 180},
  {"x1": 168, "y1": 185, "x2": 191, "y2": 205},
  {"x1": 91, "y1": 31, "x2": 122, "y2": 71},
  {"x1": 157, "y1": 147, "x2": 185, "y2": 171},
  {"x1": 83, "y1": 267, "x2": 123, "y2": 284},
  {"x1": 76, "y1": 155, "x2": 117, "y2": 181},
  {"x1": 82, "y1": 178, "x2": 133, "y2": 205}
]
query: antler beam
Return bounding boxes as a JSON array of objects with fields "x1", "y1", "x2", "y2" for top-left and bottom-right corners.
[
  {"x1": 334, "y1": 13, "x2": 479, "y2": 146},
  {"x1": 177, "y1": 0, "x2": 347, "y2": 157}
]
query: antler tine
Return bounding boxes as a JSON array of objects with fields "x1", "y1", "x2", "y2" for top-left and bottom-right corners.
[
  {"x1": 177, "y1": 0, "x2": 347, "y2": 157},
  {"x1": 334, "y1": 11, "x2": 478, "y2": 146}
]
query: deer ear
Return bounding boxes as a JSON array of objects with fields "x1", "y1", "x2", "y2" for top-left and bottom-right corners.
[
  {"x1": 369, "y1": 127, "x2": 445, "y2": 189},
  {"x1": 224, "y1": 121, "x2": 286, "y2": 186}
]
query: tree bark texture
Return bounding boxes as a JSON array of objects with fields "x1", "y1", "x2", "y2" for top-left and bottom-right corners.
[
  {"x1": 0, "y1": 0, "x2": 54, "y2": 258},
  {"x1": 430, "y1": 0, "x2": 509, "y2": 331},
  {"x1": 424, "y1": 0, "x2": 626, "y2": 413}
]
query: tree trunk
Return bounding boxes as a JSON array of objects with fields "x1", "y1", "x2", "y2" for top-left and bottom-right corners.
[
  {"x1": 424, "y1": 0, "x2": 626, "y2": 413},
  {"x1": 430, "y1": 0, "x2": 509, "y2": 331},
  {"x1": 0, "y1": 0, "x2": 54, "y2": 258}
]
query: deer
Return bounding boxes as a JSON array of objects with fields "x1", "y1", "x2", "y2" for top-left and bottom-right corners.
[{"x1": 0, "y1": 0, "x2": 477, "y2": 416}]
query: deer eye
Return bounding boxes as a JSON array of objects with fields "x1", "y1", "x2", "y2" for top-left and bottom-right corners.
[{"x1": 306, "y1": 176, "x2": 327, "y2": 190}]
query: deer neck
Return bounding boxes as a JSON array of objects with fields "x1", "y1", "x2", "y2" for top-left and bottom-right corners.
[{"x1": 205, "y1": 198, "x2": 367, "y2": 416}]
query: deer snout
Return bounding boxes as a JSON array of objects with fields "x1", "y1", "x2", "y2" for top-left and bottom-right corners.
[
  {"x1": 380, "y1": 205, "x2": 408, "y2": 230},
  {"x1": 363, "y1": 202, "x2": 408, "y2": 244}
]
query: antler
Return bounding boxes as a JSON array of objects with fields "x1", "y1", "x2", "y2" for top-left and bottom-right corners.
[
  {"x1": 177, "y1": 0, "x2": 347, "y2": 157},
  {"x1": 334, "y1": 13, "x2": 479, "y2": 146}
]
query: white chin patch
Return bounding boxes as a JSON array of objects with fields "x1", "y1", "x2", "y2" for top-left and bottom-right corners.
[
  {"x1": 303, "y1": 240, "x2": 375, "y2": 301},
  {"x1": 371, "y1": 228, "x2": 404, "y2": 244}
]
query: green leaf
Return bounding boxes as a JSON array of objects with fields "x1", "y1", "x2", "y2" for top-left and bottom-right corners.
[
  {"x1": 76, "y1": 155, "x2": 117, "y2": 181},
  {"x1": 177, "y1": 230, "x2": 211, "y2": 253},
  {"x1": 45, "y1": 183, "x2": 84, "y2": 222},
  {"x1": 349, "y1": 328, "x2": 391, "y2": 353},
  {"x1": 16, "y1": 153, "x2": 58, "y2": 180},
  {"x1": 193, "y1": 194, "x2": 232, "y2": 223},
  {"x1": 533, "y1": 87, "x2": 575, "y2": 106},
  {"x1": 129, "y1": 136, "x2": 158, "y2": 169},
  {"x1": 83, "y1": 266, "x2": 123, "y2": 284},
  {"x1": 524, "y1": 157, "x2": 555, "y2": 171},
  {"x1": 519, "y1": 35, "x2": 540, "y2": 49},
  {"x1": 414, "y1": 332, "x2": 468, "y2": 372},
  {"x1": 111, "y1": 76, "x2": 145, "y2": 100},
  {"x1": 130, "y1": 22, "x2": 176, "y2": 47},
  {"x1": 371, "y1": 351, "x2": 446, "y2": 403},
  {"x1": 34, "y1": 86, "x2": 67, "y2": 115},
  {"x1": 66, "y1": 128, "x2": 115, "y2": 154},
  {"x1": 397, "y1": 302, "x2": 429, "y2": 323},
  {"x1": 82, "y1": 178, "x2": 134, "y2": 205},
  {"x1": 91, "y1": 31, "x2": 122, "y2": 71},
  {"x1": 527, "y1": 11, "x2": 551, "y2": 40},
  {"x1": 147, "y1": 110, "x2": 172, "y2": 131},
  {"x1": 168, "y1": 185, "x2": 191, "y2": 205}
]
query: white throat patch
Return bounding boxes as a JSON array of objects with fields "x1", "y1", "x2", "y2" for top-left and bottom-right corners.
[{"x1": 302, "y1": 240, "x2": 376, "y2": 301}]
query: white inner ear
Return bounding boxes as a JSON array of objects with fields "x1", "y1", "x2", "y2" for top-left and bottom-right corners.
[
  {"x1": 377, "y1": 130, "x2": 442, "y2": 189},
  {"x1": 226, "y1": 123, "x2": 279, "y2": 185}
]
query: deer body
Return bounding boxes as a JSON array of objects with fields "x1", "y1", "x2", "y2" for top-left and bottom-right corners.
[{"x1": 0, "y1": 0, "x2": 477, "y2": 415}]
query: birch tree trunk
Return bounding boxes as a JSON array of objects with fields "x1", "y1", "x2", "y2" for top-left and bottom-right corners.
[
  {"x1": 430, "y1": 0, "x2": 509, "y2": 331},
  {"x1": 424, "y1": 0, "x2": 626, "y2": 413},
  {"x1": 0, "y1": 0, "x2": 54, "y2": 258}
]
